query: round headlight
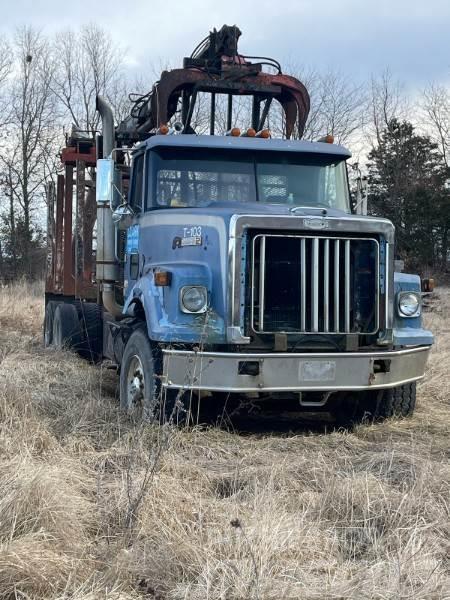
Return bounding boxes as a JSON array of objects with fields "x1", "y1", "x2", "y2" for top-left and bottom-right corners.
[
  {"x1": 398, "y1": 292, "x2": 420, "y2": 317},
  {"x1": 180, "y1": 286, "x2": 208, "y2": 313}
]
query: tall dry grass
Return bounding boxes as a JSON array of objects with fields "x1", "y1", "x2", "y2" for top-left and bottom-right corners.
[{"x1": 0, "y1": 282, "x2": 448, "y2": 599}]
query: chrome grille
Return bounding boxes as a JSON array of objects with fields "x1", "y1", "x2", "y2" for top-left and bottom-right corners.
[{"x1": 250, "y1": 234, "x2": 379, "y2": 335}]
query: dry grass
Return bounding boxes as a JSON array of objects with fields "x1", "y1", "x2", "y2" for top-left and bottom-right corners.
[{"x1": 0, "y1": 281, "x2": 448, "y2": 599}]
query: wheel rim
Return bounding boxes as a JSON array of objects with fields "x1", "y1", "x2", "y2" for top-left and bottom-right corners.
[{"x1": 126, "y1": 354, "x2": 146, "y2": 413}]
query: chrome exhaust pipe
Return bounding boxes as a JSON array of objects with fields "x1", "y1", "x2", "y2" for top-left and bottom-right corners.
[{"x1": 96, "y1": 95, "x2": 122, "y2": 317}]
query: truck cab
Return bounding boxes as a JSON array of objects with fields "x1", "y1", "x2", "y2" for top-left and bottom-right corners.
[{"x1": 97, "y1": 132, "x2": 431, "y2": 421}]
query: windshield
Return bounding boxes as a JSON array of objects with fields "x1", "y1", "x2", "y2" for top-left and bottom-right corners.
[{"x1": 150, "y1": 147, "x2": 350, "y2": 212}]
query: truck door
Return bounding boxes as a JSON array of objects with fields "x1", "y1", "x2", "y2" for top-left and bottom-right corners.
[{"x1": 125, "y1": 153, "x2": 144, "y2": 288}]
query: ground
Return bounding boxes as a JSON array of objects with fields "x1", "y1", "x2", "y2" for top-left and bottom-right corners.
[{"x1": 0, "y1": 281, "x2": 448, "y2": 599}]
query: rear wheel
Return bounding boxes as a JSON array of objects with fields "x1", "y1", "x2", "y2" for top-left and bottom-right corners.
[
  {"x1": 52, "y1": 303, "x2": 82, "y2": 351},
  {"x1": 44, "y1": 301, "x2": 58, "y2": 347},
  {"x1": 78, "y1": 302, "x2": 103, "y2": 362}
]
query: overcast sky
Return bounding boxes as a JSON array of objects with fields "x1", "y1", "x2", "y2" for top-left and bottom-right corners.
[{"x1": 1, "y1": 0, "x2": 449, "y2": 89}]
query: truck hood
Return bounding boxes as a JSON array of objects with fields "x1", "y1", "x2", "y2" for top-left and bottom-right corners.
[{"x1": 147, "y1": 202, "x2": 392, "y2": 225}]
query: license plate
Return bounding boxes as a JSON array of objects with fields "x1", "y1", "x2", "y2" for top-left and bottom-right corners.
[{"x1": 299, "y1": 360, "x2": 336, "y2": 382}]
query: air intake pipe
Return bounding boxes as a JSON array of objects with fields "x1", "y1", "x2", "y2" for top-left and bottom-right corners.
[{"x1": 96, "y1": 95, "x2": 123, "y2": 317}]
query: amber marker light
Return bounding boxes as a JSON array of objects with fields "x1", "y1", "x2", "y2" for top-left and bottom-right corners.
[
  {"x1": 422, "y1": 278, "x2": 435, "y2": 293},
  {"x1": 241, "y1": 128, "x2": 256, "y2": 137},
  {"x1": 318, "y1": 134, "x2": 334, "y2": 144},
  {"x1": 154, "y1": 271, "x2": 172, "y2": 286},
  {"x1": 226, "y1": 127, "x2": 241, "y2": 137},
  {"x1": 255, "y1": 129, "x2": 270, "y2": 138},
  {"x1": 158, "y1": 124, "x2": 169, "y2": 135}
]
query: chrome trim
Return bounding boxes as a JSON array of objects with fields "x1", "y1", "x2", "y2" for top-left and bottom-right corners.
[
  {"x1": 250, "y1": 233, "x2": 379, "y2": 335},
  {"x1": 163, "y1": 345, "x2": 431, "y2": 392},
  {"x1": 323, "y1": 239, "x2": 329, "y2": 332},
  {"x1": 312, "y1": 237, "x2": 319, "y2": 332},
  {"x1": 385, "y1": 242, "x2": 390, "y2": 330},
  {"x1": 301, "y1": 237, "x2": 306, "y2": 330},
  {"x1": 230, "y1": 214, "x2": 395, "y2": 242},
  {"x1": 228, "y1": 224, "x2": 250, "y2": 344},
  {"x1": 258, "y1": 236, "x2": 266, "y2": 330},
  {"x1": 344, "y1": 239, "x2": 351, "y2": 333},
  {"x1": 334, "y1": 239, "x2": 340, "y2": 331},
  {"x1": 227, "y1": 213, "x2": 394, "y2": 344}
]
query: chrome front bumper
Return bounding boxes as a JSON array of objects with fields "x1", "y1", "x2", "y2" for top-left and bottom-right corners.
[{"x1": 162, "y1": 346, "x2": 431, "y2": 392}]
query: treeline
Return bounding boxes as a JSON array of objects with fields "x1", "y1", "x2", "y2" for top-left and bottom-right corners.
[
  {"x1": 0, "y1": 25, "x2": 448, "y2": 281},
  {"x1": 0, "y1": 25, "x2": 128, "y2": 282}
]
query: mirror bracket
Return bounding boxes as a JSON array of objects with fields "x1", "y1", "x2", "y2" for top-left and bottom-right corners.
[{"x1": 112, "y1": 203, "x2": 135, "y2": 230}]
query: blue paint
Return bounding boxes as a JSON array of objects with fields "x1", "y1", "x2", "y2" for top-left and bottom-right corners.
[
  {"x1": 126, "y1": 224, "x2": 139, "y2": 253},
  {"x1": 393, "y1": 272, "x2": 434, "y2": 347},
  {"x1": 120, "y1": 135, "x2": 431, "y2": 352},
  {"x1": 135, "y1": 133, "x2": 352, "y2": 159},
  {"x1": 123, "y1": 213, "x2": 227, "y2": 343}
]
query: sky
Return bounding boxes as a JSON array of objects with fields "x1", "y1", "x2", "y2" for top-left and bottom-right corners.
[{"x1": 0, "y1": 0, "x2": 449, "y2": 91}]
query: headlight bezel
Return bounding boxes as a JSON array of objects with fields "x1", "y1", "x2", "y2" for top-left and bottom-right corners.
[
  {"x1": 179, "y1": 285, "x2": 208, "y2": 314},
  {"x1": 397, "y1": 291, "x2": 421, "y2": 318}
]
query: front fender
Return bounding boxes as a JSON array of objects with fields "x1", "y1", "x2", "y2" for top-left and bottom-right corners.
[
  {"x1": 393, "y1": 272, "x2": 434, "y2": 347},
  {"x1": 123, "y1": 262, "x2": 226, "y2": 344}
]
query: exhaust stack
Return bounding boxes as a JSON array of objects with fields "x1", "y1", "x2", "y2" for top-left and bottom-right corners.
[{"x1": 96, "y1": 95, "x2": 123, "y2": 317}]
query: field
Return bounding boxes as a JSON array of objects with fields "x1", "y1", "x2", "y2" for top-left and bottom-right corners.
[{"x1": 0, "y1": 281, "x2": 448, "y2": 599}]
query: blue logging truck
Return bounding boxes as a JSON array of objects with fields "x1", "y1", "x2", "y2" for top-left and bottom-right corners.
[{"x1": 44, "y1": 26, "x2": 433, "y2": 423}]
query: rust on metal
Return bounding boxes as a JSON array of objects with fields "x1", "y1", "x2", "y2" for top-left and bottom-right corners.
[
  {"x1": 45, "y1": 180, "x2": 56, "y2": 292},
  {"x1": 55, "y1": 175, "x2": 64, "y2": 292},
  {"x1": 62, "y1": 164, "x2": 74, "y2": 295},
  {"x1": 117, "y1": 25, "x2": 311, "y2": 144},
  {"x1": 61, "y1": 145, "x2": 96, "y2": 167},
  {"x1": 46, "y1": 129, "x2": 98, "y2": 301}
]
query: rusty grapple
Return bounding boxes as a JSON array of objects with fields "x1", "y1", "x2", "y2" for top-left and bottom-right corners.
[{"x1": 116, "y1": 25, "x2": 310, "y2": 144}]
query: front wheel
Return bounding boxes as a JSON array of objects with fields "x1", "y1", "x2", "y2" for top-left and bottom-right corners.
[
  {"x1": 119, "y1": 328, "x2": 186, "y2": 422},
  {"x1": 334, "y1": 382, "x2": 417, "y2": 425},
  {"x1": 374, "y1": 382, "x2": 416, "y2": 420}
]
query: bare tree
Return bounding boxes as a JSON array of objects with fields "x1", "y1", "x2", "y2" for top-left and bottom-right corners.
[
  {"x1": 367, "y1": 69, "x2": 408, "y2": 146},
  {"x1": 266, "y1": 64, "x2": 367, "y2": 145},
  {"x1": 421, "y1": 83, "x2": 450, "y2": 166},
  {"x1": 0, "y1": 37, "x2": 12, "y2": 128},
  {"x1": 0, "y1": 27, "x2": 56, "y2": 274},
  {"x1": 51, "y1": 24, "x2": 126, "y2": 135}
]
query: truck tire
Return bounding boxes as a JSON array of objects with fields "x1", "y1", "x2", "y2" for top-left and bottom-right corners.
[
  {"x1": 44, "y1": 301, "x2": 58, "y2": 347},
  {"x1": 78, "y1": 302, "x2": 103, "y2": 363},
  {"x1": 334, "y1": 382, "x2": 416, "y2": 426},
  {"x1": 374, "y1": 382, "x2": 416, "y2": 420},
  {"x1": 52, "y1": 303, "x2": 82, "y2": 352},
  {"x1": 120, "y1": 327, "x2": 185, "y2": 423}
]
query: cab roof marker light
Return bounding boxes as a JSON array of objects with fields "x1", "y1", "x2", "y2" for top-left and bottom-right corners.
[
  {"x1": 226, "y1": 127, "x2": 241, "y2": 137},
  {"x1": 151, "y1": 124, "x2": 169, "y2": 135},
  {"x1": 240, "y1": 128, "x2": 256, "y2": 137},
  {"x1": 317, "y1": 134, "x2": 334, "y2": 144},
  {"x1": 422, "y1": 278, "x2": 435, "y2": 293},
  {"x1": 255, "y1": 129, "x2": 270, "y2": 138}
]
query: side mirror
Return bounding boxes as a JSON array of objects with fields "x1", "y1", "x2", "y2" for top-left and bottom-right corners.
[
  {"x1": 112, "y1": 203, "x2": 135, "y2": 230},
  {"x1": 96, "y1": 158, "x2": 114, "y2": 204}
]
